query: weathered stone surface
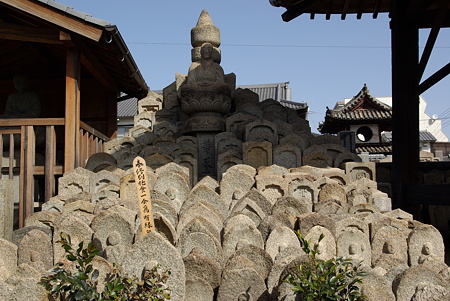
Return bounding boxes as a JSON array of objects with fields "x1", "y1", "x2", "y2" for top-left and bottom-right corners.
[
  {"x1": 230, "y1": 188, "x2": 273, "y2": 224},
  {"x1": 226, "y1": 244, "x2": 273, "y2": 280},
  {"x1": 372, "y1": 224, "x2": 409, "y2": 271},
  {"x1": 286, "y1": 177, "x2": 316, "y2": 212},
  {"x1": 183, "y1": 250, "x2": 221, "y2": 290},
  {"x1": 0, "y1": 238, "x2": 17, "y2": 281},
  {"x1": 408, "y1": 224, "x2": 445, "y2": 266},
  {"x1": 393, "y1": 265, "x2": 449, "y2": 301},
  {"x1": 304, "y1": 225, "x2": 336, "y2": 260},
  {"x1": 266, "y1": 246, "x2": 303, "y2": 294},
  {"x1": 245, "y1": 118, "x2": 278, "y2": 146},
  {"x1": 185, "y1": 276, "x2": 215, "y2": 301},
  {"x1": 89, "y1": 170, "x2": 121, "y2": 194},
  {"x1": 53, "y1": 215, "x2": 93, "y2": 263},
  {"x1": 154, "y1": 169, "x2": 190, "y2": 213},
  {"x1": 17, "y1": 229, "x2": 53, "y2": 272},
  {"x1": 24, "y1": 210, "x2": 59, "y2": 230},
  {"x1": 257, "y1": 212, "x2": 295, "y2": 243},
  {"x1": 243, "y1": 141, "x2": 273, "y2": 169},
  {"x1": 336, "y1": 225, "x2": 371, "y2": 266},
  {"x1": 255, "y1": 174, "x2": 287, "y2": 205},
  {"x1": 91, "y1": 208, "x2": 135, "y2": 257},
  {"x1": 217, "y1": 150, "x2": 242, "y2": 181},
  {"x1": 360, "y1": 269, "x2": 396, "y2": 301},
  {"x1": 118, "y1": 231, "x2": 185, "y2": 301},
  {"x1": 302, "y1": 145, "x2": 333, "y2": 168},
  {"x1": 273, "y1": 142, "x2": 302, "y2": 169},
  {"x1": 226, "y1": 111, "x2": 258, "y2": 140},
  {"x1": 222, "y1": 216, "x2": 264, "y2": 260},
  {"x1": 0, "y1": 179, "x2": 13, "y2": 241},
  {"x1": 217, "y1": 267, "x2": 269, "y2": 301},
  {"x1": 344, "y1": 161, "x2": 376, "y2": 181},
  {"x1": 177, "y1": 230, "x2": 223, "y2": 268},
  {"x1": 265, "y1": 226, "x2": 300, "y2": 261},
  {"x1": 219, "y1": 164, "x2": 256, "y2": 209},
  {"x1": 178, "y1": 201, "x2": 223, "y2": 236},
  {"x1": 85, "y1": 152, "x2": 117, "y2": 172},
  {"x1": 182, "y1": 184, "x2": 226, "y2": 217},
  {"x1": 58, "y1": 167, "x2": 94, "y2": 196},
  {"x1": 178, "y1": 215, "x2": 221, "y2": 244},
  {"x1": 318, "y1": 182, "x2": 347, "y2": 205}
]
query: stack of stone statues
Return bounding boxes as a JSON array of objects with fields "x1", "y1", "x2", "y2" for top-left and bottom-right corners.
[{"x1": 0, "y1": 10, "x2": 448, "y2": 301}]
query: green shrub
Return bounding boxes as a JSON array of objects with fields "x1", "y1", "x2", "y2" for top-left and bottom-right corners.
[
  {"x1": 285, "y1": 230, "x2": 367, "y2": 301},
  {"x1": 39, "y1": 233, "x2": 171, "y2": 301}
]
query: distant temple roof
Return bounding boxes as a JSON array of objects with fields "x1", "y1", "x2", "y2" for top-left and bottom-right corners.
[{"x1": 319, "y1": 84, "x2": 392, "y2": 134}]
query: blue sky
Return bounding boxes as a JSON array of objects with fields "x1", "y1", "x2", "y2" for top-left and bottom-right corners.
[{"x1": 60, "y1": 0, "x2": 450, "y2": 136}]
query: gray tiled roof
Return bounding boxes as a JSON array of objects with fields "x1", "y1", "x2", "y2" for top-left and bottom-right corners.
[
  {"x1": 356, "y1": 145, "x2": 392, "y2": 154},
  {"x1": 419, "y1": 131, "x2": 437, "y2": 142},
  {"x1": 37, "y1": 0, "x2": 110, "y2": 26},
  {"x1": 382, "y1": 131, "x2": 437, "y2": 142},
  {"x1": 118, "y1": 97, "x2": 137, "y2": 117},
  {"x1": 238, "y1": 82, "x2": 291, "y2": 102}
]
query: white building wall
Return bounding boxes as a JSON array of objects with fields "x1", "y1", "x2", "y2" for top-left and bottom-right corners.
[{"x1": 359, "y1": 96, "x2": 449, "y2": 142}]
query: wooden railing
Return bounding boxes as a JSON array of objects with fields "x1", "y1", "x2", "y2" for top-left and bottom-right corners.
[{"x1": 0, "y1": 118, "x2": 109, "y2": 228}]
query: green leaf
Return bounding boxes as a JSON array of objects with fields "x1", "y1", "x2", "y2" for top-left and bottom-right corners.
[{"x1": 91, "y1": 269, "x2": 99, "y2": 281}]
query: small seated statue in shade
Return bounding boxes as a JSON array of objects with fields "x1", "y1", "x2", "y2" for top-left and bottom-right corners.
[{"x1": 2, "y1": 74, "x2": 41, "y2": 118}]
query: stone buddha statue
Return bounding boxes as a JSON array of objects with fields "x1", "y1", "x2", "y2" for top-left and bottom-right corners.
[
  {"x1": 179, "y1": 10, "x2": 232, "y2": 133},
  {"x1": 186, "y1": 42, "x2": 225, "y2": 86},
  {"x1": 2, "y1": 74, "x2": 40, "y2": 118}
]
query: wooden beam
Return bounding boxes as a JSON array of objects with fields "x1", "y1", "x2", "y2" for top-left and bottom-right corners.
[
  {"x1": 75, "y1": 38, "x2": 118, "y2": 92},
  {"x1": 281, "y1": 0, "x2": 320, "y2": 22},
  {"x1": 341, "y1": 0, "x2": 350, "y2": 20},
  {"x1": 373, "y1": 0, "x2": 381, "y2": 19},
  {"x1": 0, "y1": 23, "x2": 70, "y2": 44},
  {"x1": 44, "y1": 125, "x2": 56, "y2": 202},
  {"x1": 418, "y1": 0, "x2": 448, "y2": 81},
  {"x1": 357, "y1": 0, "x2": 365, "y2": 19},
  {"x1": 418, "y1": 61, "x2": 450, "y2": 94},
  {"x1": 64, "y1": 47, "x2": 80, "y2": 172},
  {"x1": 0, "y1": 0, "x2": 103, "y2": 41},
  {"x1": 391, "y1": 0, "x2": 420, "y2": 210}
]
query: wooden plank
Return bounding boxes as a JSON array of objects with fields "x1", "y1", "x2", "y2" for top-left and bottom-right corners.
[
  {"x1": 64, "y1": 48, "x2": 80, "y2": 172},
  {"x1": 0, "y1": 23, "x2": 70, "y2": 44},
  {"x1": 79, "y1": 121, "x2": 110, "y2": 141},
  {"x1": 18, "y1": 126, "x2": 25, "y2": 228},
  {"x1": 24, "y1": 126, "x2": 35, "y2": 221},
  {"x1": 0, "y1": 118, "x2": 64, "y2": 127},
  {"x1": 34, "y1": 166, "x2": 63, "y2": 176},
  {"x1": 8, "y1": 134, "x2": 13, "y2": 180},
  {"x1": 133, "y1": 156, "x2": 155, "y2": 235},
  {"x1": 44, "y1": 126, "x2": 56, "y2": 202},
  {"x1": 0, "y1": 0, "x2": 103, "y2": 41}
]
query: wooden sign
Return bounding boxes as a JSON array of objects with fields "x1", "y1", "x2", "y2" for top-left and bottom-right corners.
[{"x1": 133, "y1": 156, "x2": 155, "y2": 235}]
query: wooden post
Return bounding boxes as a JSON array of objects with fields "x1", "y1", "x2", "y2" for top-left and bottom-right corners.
[
  {"x1": 133, "y1": 156, "x2": 155, "y2": 235},
  {"x1": 64, "y1": 47, "x2": 81, "y2": 172},
  {"x1": 391, "y1": 1, "x2": 420, "y2": 212}
]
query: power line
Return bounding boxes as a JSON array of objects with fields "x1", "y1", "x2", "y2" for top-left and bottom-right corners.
[{"x1": 128, "y1": 42, "x2": 450, "y2": 49}]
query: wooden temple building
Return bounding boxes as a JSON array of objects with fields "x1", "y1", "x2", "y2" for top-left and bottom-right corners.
[
  {"x1": 319, "y1": 84, "x2": 393, "y2": 156},
  {"x1": 270, "y1": 0, "x2": 450, "y2": 213},
  {"x1": 0, "y1": 0, "x2": 148, "y2": 227}
]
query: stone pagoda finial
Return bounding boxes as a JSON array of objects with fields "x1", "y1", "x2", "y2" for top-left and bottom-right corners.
[{"x1": 191, "y1": 10, "x2": 220, "y2": 48}]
